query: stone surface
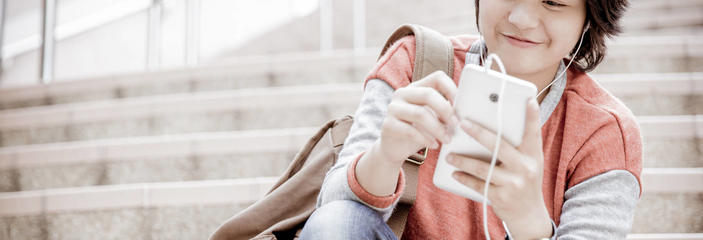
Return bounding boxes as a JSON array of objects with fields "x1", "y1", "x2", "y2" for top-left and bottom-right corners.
[
  {"x1": 65, "y1": 119, "x2": 152, "y2": 144},
  {"x1": 50, "y1": 89, "x2": 117, "y2": 106},
  {"x1": 120, "y1": 80, "x2": 192, "y2": 99},
  {"x1": 45, "y1": 208, "x2": 148, "y2": 240},
  {"x1": 1, "y1": 104, "x2": 358, "y2": 146},
  {"x1": 594, "y1": 57, "x2": 703, "y2": 74},
  {"x1": 0, "y1": 169, "x2": 17, "y2": 192},
  {"x1": 0, "y1": 214, "x2": 45, "y2": 240},
  {"x1": 148, "y1": 204, "x2": 250, "y2": 240},
  {"x1": 0, "y1": 203, "x2": 251, "y2": 240},
  {"x1": 643, "y1": 138, "x2": 702, "y2": 168},
  {"x1": 18, "y1": 163, "x2": 105, "y2": 191},
  {"x1": 0, "y1": 98, "x2": 49, "y2": 111},
  {"x1": 620, "y1": 95, "x2": 702, "y2": 116},
  {"x1": 631, "y1": 193, "x2": 703, "y2": 233},
  {"x1": 4, "y1": 152, "x2": 295, "y2": 192},
  {"x1": 0, "y1": 133, "x2": 698, "y2": 192}
]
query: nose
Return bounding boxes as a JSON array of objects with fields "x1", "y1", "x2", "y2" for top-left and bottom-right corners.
[{"x1": 508, "y1": 2, "x2": 539, "y2": 31}]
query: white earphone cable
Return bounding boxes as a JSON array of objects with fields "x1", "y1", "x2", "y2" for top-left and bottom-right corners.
[
  {"x1": 536, "y1": 27, "x2": 588, "y2": 99},
  {"x1": 481, "y1": 53, "x2": 507, "y2": 240},
  {"x1": 476, "y1": 26, "x2": 587, "y2": 239}
]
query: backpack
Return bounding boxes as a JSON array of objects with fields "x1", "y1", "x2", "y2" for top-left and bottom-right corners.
[{"x1": 210, "y1": 24, "x2": 455, "y2": 240}]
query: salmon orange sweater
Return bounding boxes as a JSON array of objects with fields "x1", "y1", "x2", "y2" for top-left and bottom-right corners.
[{"x1": 337, "y1": 35, "x2": 644, "y2": 239}]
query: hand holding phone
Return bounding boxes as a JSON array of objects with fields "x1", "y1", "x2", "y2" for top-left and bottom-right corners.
[{"x1": 432, "y1": 64, "x2": 536, "y2": 203}]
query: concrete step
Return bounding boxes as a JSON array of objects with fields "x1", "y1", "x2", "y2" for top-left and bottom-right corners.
[
  {"x1": 623, "y1": 27, "x2": 703, "y2": 37},
  {"x1": 0, "y1": 51, "x2": 373, "y2": 110},
  {"x1": 0, "y1": 84, "x2": 361, "y2": 147},
  {"x1": 0, "y1": 169, "x2": 700, "y2": 238},
  {"x1": 629, "y1": 0, "x2": 703, "y2": 12},
  {"x1": 593, "y1": 36, "x2": 703, "y2": 74},
  {"x1": 639, "y1": 115, "x2": 703, "y2": 169},
  {"x1": 1, "y1": 73, "x2": 701, "y2": 146},
  {"x1": 1, "y1": 36, "x2": 701, "y2": 110},
  {"x1": 0, "y1": 127, "x2": 316, "y2": 192},
  {"x1": 0, "y1": 177, "x2": 273, "y2": 239},
  {"x1": 628, "y1": 233, "x2": 703, "y2": 240},
  {"x1": 632, "y1": 192, "x2": 703, "y2": 234},
  {"x1": 624, "y1": 7, "x2": 703, "y2": 31},
  {"x1": 597, "y1": 72, "x2": 703, "y2": 116},
  {"x1": 633, "y1": 168, "x2": 703, "y2": 234},
  {"x1": 0, "y1": 115, "x2": 699, "y2": 192}
]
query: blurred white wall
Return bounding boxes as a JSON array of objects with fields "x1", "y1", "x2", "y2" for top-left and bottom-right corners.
[{"x1": 0, "y1": 0, "x2": 318, "y2": 87}]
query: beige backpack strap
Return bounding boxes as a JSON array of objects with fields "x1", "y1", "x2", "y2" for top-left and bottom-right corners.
[
  {"x1": 330, "y1": 115, "x2": 354, "y2": 156},
  {"x1": 379, "y1": 24, "x2": 455, "y2": 81},
  {"x1": 379, "y1": 24, "x2": 454, "y2": 239},
  {"x1": 380, "y1": 24, "x2": 455, "y2": 168}
]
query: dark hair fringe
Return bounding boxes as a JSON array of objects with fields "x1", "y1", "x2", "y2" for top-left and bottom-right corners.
[{"x1": 474, "y1": 0, "x2": 629, "y2": 72}]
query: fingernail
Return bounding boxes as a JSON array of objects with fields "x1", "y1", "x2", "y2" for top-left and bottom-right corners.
[
  {"x1": 446, "y1": 125, "x2": 456, "y2": 136},
  {"x1": 452, "y1": 115, "x2": 460, "y2": 126},
  {"x1": 443, "y1": 133, "x2": 451, "y2": 143},
  {"x1": 446, "y1": 155, "x2": 455, "y2": 164},
  {"x1": 461, "y1": 119, "x2": 472, "y2": 130}
]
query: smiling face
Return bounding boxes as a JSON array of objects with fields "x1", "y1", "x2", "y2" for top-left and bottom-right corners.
[{"x1": 478, "y1": 0, "x2": 587, "y2": 79}]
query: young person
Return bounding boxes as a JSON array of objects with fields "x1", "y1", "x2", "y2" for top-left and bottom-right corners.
[{"x1": 301, "y1": 0, "x2": 641, "y2": 239}]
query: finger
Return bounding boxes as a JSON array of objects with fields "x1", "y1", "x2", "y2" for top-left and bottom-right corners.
[
  {"x1": 459, "y1": 119, "x2": 522, "y2": 167},
  {"x1": 451, "y1": 171, "x2": 491, "y2": 194},
  {"x1": 385, "y1": 116, "x2": 438, "y2": 149},
  {"x1": 447, "y1": 154, "x2": 510, "y2": 186},
  {"x1": 388, "y1": 101, "x2": 452, "y2": 143},
  {"x1": 453, "y1": 171, "x2": 516, "y2": 206},
  {"x1": 414, "y1": 71, "x2": 457, "y2": 105},
  {"x1": 386, "y1": 102, "x2": 439, "y2": 148},
  {"x1": 396, "y1": 87, "x2": 459, "y2": 128},
  {"x1": 517, "y1": 98, "x2": 543, "y2": 158}
]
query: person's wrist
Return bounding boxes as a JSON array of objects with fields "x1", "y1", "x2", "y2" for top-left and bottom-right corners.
[
  {"x1": 369, "y1": 141, "x2": 405, "y2": 169},
  {"x1": 507, "y1": 206, "x2": 552, "y2": 240},
  {"x1": 354, "y1": 141, "x2": 406, "y2": 197}
]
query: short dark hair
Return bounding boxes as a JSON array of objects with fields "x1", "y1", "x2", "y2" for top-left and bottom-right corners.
[{"x1": 474, "y1": 0, "x2": 629, "y2": 72}]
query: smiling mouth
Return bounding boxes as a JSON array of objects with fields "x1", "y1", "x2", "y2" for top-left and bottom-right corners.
[{"x1": 503, "y1": 34, "x2": 540, "y2": 48}]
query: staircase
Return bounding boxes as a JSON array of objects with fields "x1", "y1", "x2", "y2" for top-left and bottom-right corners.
[{"x1": 0, "y1": 0, "x2": 702, "y2": 239}]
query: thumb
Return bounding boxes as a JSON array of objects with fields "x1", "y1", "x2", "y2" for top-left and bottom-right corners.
[{"x1": 518, "y1": 98, "x2": 543, "y2": 157}]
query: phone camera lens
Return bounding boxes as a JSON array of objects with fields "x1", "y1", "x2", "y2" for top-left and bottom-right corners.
[{"x1": 489, "y1": 93, "x2": 499, "y2": 102}]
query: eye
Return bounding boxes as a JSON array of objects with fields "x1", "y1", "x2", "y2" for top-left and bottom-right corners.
[{"x1": 543, "y1": 0, "x2": 566, "y2": 7}]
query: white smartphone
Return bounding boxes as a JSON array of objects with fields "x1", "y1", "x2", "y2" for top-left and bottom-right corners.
[{"x1": 433, "y1": 64, "x2": 537, "y2": 204}]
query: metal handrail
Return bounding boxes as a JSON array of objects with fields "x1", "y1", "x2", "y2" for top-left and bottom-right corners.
[
  {"x1": 353, "y1": 0, "x2": 365, "y2": 54},
  {"x1": 185, "y1": 0, "x2": 200, "y2": 67},
  {"x1": 40, "y1": 0, "x2": 56, "y2": 84},
  {"x1": 319, "y1": 0, "x2": 332, "y2": 54},
  {"x1": 146, "y1": 0, "x2": 162, "y2": 71},
  {"x1": 0, "y1": 0, "x2": 5, "y2": 81}
]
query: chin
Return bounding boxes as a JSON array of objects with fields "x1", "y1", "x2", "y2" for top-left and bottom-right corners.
[{"x1": 492, "y1": 53, "x2": 537, "y2": 75}]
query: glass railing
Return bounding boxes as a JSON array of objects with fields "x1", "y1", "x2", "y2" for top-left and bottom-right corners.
[{"x1": 0, "y1": 0, "x2": 365, "y2": 85}]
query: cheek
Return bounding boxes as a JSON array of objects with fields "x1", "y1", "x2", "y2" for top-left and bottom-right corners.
[
  {"x1": 477, "y1": 1, "x2": 502, "y2": 34},
  {"x1": 547, "y1": 27, "x2": 582, "y2": 57}
]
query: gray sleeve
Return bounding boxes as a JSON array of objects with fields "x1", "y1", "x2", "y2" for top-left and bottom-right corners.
[
  {"x1": 315, "y1": 79, "x2": 401, "y2": 222},
  {"x1": 506, "y1": 170, "x2": 639, "y2": 240},
  {"x1": 554, "y1": 170, "x2": 641, "y2": 239}
]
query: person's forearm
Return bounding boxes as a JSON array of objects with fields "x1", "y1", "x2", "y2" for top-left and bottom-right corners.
[{"x1": 355, "y1": 142, "x2": 404, "y2": 197}]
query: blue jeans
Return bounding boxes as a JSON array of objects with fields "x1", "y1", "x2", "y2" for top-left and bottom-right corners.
[{"x1": 299, "y1": 200, "x2": 398, "y2": 240}]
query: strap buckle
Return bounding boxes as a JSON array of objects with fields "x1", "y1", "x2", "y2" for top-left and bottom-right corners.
[{"x1": 405, "y1": 148, "x2": 427, "y2": 165}]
